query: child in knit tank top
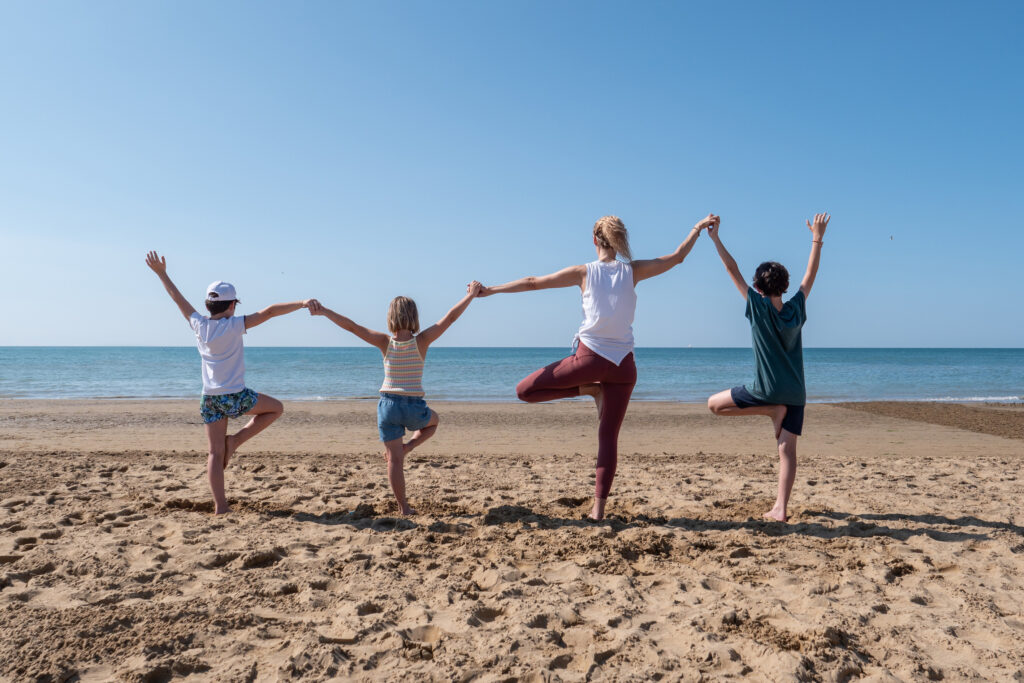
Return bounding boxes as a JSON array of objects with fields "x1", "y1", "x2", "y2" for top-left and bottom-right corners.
[{"x1": 309, "y1": 282, "x2": 482, "y2": 514}]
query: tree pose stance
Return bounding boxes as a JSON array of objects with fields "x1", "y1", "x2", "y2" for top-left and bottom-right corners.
[
  {"x1": 478, "y1": 214, "x2": 717, "y2": 520},
  {"x1": 706, "y1": 213, "x2": 830, "y2": 522}
]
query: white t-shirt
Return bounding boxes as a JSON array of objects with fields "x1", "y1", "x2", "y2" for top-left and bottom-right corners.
[
  {"x1": 189, "y1": 313, "x2": 247, "y2": 395},
  {"x1": 575, "y1": 260, "x2": 637, "y2": 365}
]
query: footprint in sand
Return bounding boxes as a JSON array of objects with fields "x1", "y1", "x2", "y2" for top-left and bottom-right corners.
[
  {"x1": 240, "y1": 548, "x2": 286, "y2": 569},
  {"x1": 467, "y1": 606, "x2": 503, "y2": 626},
  {"x1": 405, "y1": 625, "x2": 443, "y2": 645},
  {"x1": 356, "y1": 601, "x2": 383, "y2": 616}
]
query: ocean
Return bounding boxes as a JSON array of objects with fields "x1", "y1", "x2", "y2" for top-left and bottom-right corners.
[{"x1": 0, "y1": 347, "x2": 1021, "y2": 403}]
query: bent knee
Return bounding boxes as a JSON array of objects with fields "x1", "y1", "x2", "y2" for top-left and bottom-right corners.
[{"x1": 515, "y1": 383, "x2": 538, "y2": 402}]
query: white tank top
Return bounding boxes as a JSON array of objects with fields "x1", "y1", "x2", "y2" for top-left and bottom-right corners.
[{"x1": 574, "y1": 260, "x2": 637, "y2": 365}]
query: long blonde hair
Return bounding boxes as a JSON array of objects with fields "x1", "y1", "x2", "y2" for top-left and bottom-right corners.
[
  {"x1": 386, "y1": 296, "x2": 420, "y2": 334},
  {"x1": 593, "y1": 215, "x2": 632, "y2": 261}
]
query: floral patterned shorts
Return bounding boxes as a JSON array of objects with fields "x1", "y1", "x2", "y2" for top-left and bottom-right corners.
[{"x1": 200, "y1": 388, "x2": 259, "y2": 424}]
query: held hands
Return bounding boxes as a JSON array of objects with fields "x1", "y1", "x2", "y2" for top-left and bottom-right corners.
[
  {"x1": 704, "y1": 214, "x2": 723, "y2": 240},
  {"x1": 807, "y1": 212, "x2": 830, "y2": 241},
  {"x1": 470, "y1": 281, "x2": 491, "y2": 297},
  {"x1": 305, "y1": 299, "x2": 326, "y2": 315},
  {"x1": 145, "y1": 251, "x2": 168, "y2": 275},
  {"x1": 694, "y1": 213, "x2": 719, "y2": 233}
]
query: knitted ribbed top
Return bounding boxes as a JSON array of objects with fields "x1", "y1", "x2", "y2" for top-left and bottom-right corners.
[{"x1": 379, "y1": 337, "x2": 425, "y2": 396}]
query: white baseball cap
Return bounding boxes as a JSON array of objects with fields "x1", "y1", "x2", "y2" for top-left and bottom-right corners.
[{"x1": 206, "y1": 281, "x2": 238, "y2": 302}]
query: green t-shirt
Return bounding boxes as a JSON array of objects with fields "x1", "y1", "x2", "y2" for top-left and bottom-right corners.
[{"x1": 745, "y1": 286, "x2": 807, "y2": 406}]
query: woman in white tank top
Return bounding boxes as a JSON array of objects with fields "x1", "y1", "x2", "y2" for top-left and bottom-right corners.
[{"x1": 477, "y1": 213, "x2": 718, "y2": 520}]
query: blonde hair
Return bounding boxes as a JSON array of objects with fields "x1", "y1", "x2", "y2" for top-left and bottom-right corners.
[
  {"x1": 387, "y1": 296, "x2": 420, "y2": 335},
  {"x1": 593, "y1": 215, "x2": 632, "y2": 261}
]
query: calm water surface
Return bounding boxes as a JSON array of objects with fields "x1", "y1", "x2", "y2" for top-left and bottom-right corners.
[{"x1": 1, "y1": 347, "x2": 1021, "y2": 403}]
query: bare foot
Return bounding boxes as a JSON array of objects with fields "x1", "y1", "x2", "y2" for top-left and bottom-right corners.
[
  {"x1": 399, "y1": 505, "x2": 416, "y2": 516},
  {"x1": 580, "y1": 383, "x2": 603, "y2": 419},
  {"x1": 213, "y1": 505, "x2": 231, "y2": 515},
  {"x1": 403, "y1": 440, "x2": 415, "y2": 455},
  {"x1": 763, "y1": 507, "x2": 787, "y2": 522},
  {"x1": 771, "y1": 406, "x2": 787, "y2": 439},
  {"x1": 224, "y1": 434, "x2": 238, "y2": 469},
  {"x1": 589, "y1": 497, "x2": 607, "y2": 521}
]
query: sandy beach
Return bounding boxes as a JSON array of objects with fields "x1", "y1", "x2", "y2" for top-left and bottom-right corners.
[{"x1": 1, "y1": 399, "x2": 1022, "y2": 681}]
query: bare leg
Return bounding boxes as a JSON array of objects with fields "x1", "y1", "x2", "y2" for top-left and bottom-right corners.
[
  {"x1": 383, "y1": 437, "x2": 415, "y2": 515},
  {"x1": 579, "y1": 383, "x2": 604, "y2": 418},
  {"x1": 204, "y1": 418, "x2": 230, "y2": 514},
  {"x1": 404, "y1": 411, "x2": 439, "y2": 454},
  {"x1": 707, "y1": 389, "x2": 787, "y2": 438},
  {"x1": 765, "y1": 430, "x2": 798, "y2": 522},
  {"x1": 225, "y1": 394, "x2": 284, "y2": 467}
]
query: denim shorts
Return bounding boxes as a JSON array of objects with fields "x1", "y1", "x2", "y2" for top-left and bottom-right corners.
[
  {"x1": 200, "y1": 388, "x2": 259, "y2": 424},
  {"x1": 377, "y1": 392, "x2": 432, "y2": 442},
  {"x1": 730, "y1": 386, "x2": 804, "y2": 436}
]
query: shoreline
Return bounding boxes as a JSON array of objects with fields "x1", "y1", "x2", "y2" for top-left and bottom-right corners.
[{"x1": 1, "y1": 395, "x2": 1022, "y2": 404}]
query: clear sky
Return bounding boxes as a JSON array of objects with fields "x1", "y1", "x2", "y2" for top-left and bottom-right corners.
[{"x1": 1, "y1": 1, "x2": 1021, "y2": 347}]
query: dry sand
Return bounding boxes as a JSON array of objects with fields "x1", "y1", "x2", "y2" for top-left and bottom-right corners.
[{"x1": 1, "y1": 399, "x2": 1022, "y2": 681}]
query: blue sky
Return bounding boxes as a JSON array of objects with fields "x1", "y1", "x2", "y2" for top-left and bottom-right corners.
[{"x1": 1, "y1": 1, "x2": 1021, "y2": 347}]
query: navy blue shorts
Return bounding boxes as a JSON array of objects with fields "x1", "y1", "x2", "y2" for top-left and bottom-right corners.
[{"x1": 730, "y1": 386, "x2": 804, "y2": 436}]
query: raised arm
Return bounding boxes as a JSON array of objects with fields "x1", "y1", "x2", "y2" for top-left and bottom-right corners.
[
  {"x1": 244, "y1": 299, "x2": 318, "y2": 330},
  {"x1": 310, "y1": 305, "x2": 390, "y2": 354},
  {"x1": 705, "y1": 219, "x2": 748, "y2": 300},
  {"x1": 799, "y1": 212, "x2": 830, "y2": 299},
  {"x1": 631, "y1": 214, "x2": 718, "y2": 284},
  {"x1": 145, "y1": 251, "x2": 197, "y2": 321},
  {"x1": 418, "y1": 281, "x2": 483, "y2": 350},
  {"x1": 477, "y1": 265, "x2": 585, "y2": 297}
]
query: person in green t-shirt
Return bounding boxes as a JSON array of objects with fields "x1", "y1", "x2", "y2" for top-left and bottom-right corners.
[{"x1": 705, "y1": 212, "x2": 831, "y2": 522}]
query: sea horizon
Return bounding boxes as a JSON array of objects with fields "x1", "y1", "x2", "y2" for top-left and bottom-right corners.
[{"x1": 2, "y1": 346, "x2": 1021, "y2": 403}]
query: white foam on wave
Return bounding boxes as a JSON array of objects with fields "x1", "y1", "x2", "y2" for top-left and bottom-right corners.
[{"x1": 923, "y1": 396, "x2": 1023, "y2": 403}]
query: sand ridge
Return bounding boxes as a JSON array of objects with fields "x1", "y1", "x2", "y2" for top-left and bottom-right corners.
[{"x1": 1, "y1": 400, "x2": 1023, "y2": 680}]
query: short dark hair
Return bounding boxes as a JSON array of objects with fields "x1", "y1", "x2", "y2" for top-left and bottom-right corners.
[
  {"x1": 753, "y1": 261, "x2": 789, "y2": 296},
  {"x1": 205, "y1": 299, "x2": 236, "y2": 315}
]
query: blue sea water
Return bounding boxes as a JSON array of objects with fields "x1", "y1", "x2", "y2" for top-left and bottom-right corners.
[{"x1": 0, "y1": 347, "x2": 1021, "y2": 403}]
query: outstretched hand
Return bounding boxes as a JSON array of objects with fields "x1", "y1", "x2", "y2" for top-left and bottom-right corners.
[
  {"x1": 466, "y1": 281, "x2": 483, "y2": 298},
  {"x1": 807, "y1": 212, "x2": 830, "y2": 240},
  {"x1": 303, "y1": 299, "x2": 323, "y2": 314},
  {"x1": 145, "y1": 251, "x2": 167, "y2": 275}
]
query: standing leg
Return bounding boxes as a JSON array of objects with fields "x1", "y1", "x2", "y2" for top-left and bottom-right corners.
[
  {"x1": 591, "y1": 380, "x2": 634, "y2": 520},
  {"x1": 225, "y1": 394, "x2": 284, "y2": 467},
  {"x1": 765, "y1": 430, "x2": 797, "y2": 522},
  {"x1": 383, "y1": 437, "x2": 414, "y2": 515},
  {"x1": 707, "y1": 390, "x2": 787, "y2": 438},
  {"x1": 204, "y1": 418, "x2": 230, "y2": 514},
  {"x1": 404, "y1": 410, "x2": 439, "y2": 454}
]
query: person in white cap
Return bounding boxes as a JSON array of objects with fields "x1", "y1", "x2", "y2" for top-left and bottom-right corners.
[{"x1": 145, "y1": 251, "x2": 318, "y2": 515}]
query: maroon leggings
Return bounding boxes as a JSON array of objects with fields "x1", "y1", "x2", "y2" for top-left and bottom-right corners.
[{"x1": 515, "y1": 343, "x2": 637, "y2": 499}]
